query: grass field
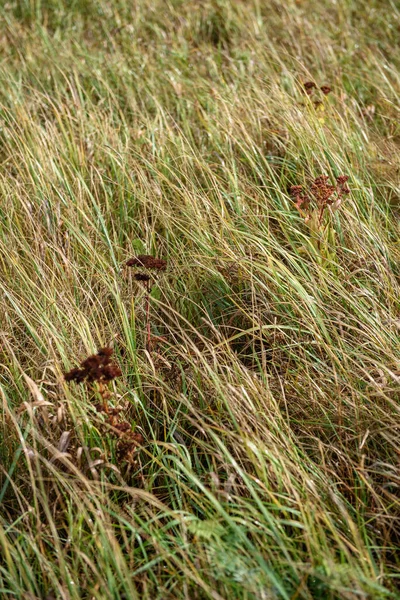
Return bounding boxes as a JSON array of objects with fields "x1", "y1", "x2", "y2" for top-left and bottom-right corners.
[{"x1": 0, "y1": 1, "x2": 400, "y2": 598}]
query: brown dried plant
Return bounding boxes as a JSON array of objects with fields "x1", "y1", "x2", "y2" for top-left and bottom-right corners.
[
  {"x1": 126, "y1": 255, "x2": 167, "y2": 270},
  {"x1": 126, "y1": 254, "x2": 167, "y2": 350},
  {"x1": 303, "y1": 81, "x2": 317, "y2": 95},
  {"x1": 64, "y1": 348, "x2": 143, "y2": 463},
  {"x1": 303, "y1": 81, "x2": 332, "y2": 109},
  {"x1": 289, "y1": 175, "x2": 350, "y2": 260},
  {"x1": 64, "y1": 347, "x2": 121, "y2": 385},
  {"x1": 290, "y1": 174, "x2": 349, "y2": 225}
]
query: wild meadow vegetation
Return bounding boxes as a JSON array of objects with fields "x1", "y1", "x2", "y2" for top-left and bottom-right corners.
[{"x1": 0, "y1": 1, "x2": 399, "y2": 598}]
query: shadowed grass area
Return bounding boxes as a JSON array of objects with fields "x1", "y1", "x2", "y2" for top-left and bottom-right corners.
[{"x1": 0, "y1": 1, "x2": 399, "y2": 598}]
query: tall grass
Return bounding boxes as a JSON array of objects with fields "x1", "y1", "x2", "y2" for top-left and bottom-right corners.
[{"x1": 0, "y1": 1, "x2": 399, "y2": 598}]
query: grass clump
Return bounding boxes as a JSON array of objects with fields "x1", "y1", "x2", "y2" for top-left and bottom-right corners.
[{"x1": 0, "y1": 0, "x2": 400, "y2": 598}]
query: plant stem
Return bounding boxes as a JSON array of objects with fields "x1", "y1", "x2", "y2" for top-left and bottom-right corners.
[{"x1": 145, "y1": 280, "x2": 151, "y2": 350}]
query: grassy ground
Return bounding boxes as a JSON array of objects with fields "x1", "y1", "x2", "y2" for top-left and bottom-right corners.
[{"x1": 0, "y1": 0, "x2": 400, "y2": 598}]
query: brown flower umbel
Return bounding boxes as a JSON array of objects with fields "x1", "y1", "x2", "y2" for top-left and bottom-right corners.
[
  {"x1": 304, "y1": 81, "x2": 317, "y2": 95},
  {"x1": 64, "y1": 367, "x2": 86, "y2": 384},
  {"x1": 64, "y1": 348, "x2": 143, "y2": 463},
  {"x1": 302, "y1": 81, "x2": 332, "y2": 106},
  {"x1": 134, "y1": 273, "x2": 151, "y2": 283},
  {"x1": 310, "y1": 175, "x2": 336, "y2": 208},
  {"x1": 114, "y1": 422, "x2": 132, "y2": 434},
  {"x1": 126, "y1": 255, "x2": 167, "y2": 270},
  {"x1": 64, "y1": 347, "x2": 121, "y2": 384},
  {"x1": 336, "y1": 175, "x2": 350, "y2": 195},
  {"x1": 290, "y1": 174, "x2": 350, "y2": 225}
]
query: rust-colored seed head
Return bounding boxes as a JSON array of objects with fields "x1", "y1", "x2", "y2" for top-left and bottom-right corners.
[
  {"x1": 102, "y1": 364, "x2": 122, "y2": 381},
  {"x1": 134, "y1": 273, "x2": 151, "y2": 282},
  {"x1": 310, "y1": 176, "x2": 336, "y2": 206},
  {"x1": 290, "y1": 173, "x2": 349, "y2": 222},
  {"x1": 313, "y1": 175, "x2": 329, "y2": 186},
  {"x1": 289, "y1": 185, "x2": 303, "y2": 196},
  {"x1": 320, "y1": 86, "x2": 332, "y2": 95},
  {"x1": 290, "y1": 185, "x2": 311, "y2": 211},
  {"x1": 303, "y1": 81, "x2": 317, "y2": 95},
  {"x1": 97, "y1": 347, "x2": 113, "y2": 358},
  {"x1": 126, "y1": 255, "x2": 150, "y2": 267},
  {"x1": 81, "y1": 355, "x2": 102, "y2": 370},
  {"x1": 126, "y1": 255, "x2": 167, "y2": 270},
  {"x1": 85, "y1": 367, "x2": 102, "y2": 383},
  {"x1": 64, "y1": 367, "x2": 86, "y2": 383},
  {"x1": 114, "y1": 422, "x2": 131, "y2": 435},
  {"x1": 64, "y1": 347, "x2": 121, "y2": 385}
]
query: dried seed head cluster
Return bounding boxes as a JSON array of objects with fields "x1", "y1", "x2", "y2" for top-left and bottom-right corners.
[
  {"x1": 290, "y1": 175, "x2": 350, "y2": 223},
  {"x1": 64, "y1": 347, "x2": 143, "y2": 464},
  {"x1": 303, "y1": 82, "x2": 332, "y2": 110},
  {"x1": 310, "y1": 175, "x2": 337, "y2": 206},
  {"x1": 64, "y1": 347, "x2": 122, "y2": 384},
  {"x1": 117, "y1": 432, "x2": 144, "y2": 463},
  {"x1": 336, "y1": 175, "x2": 351, "y2": 192},
  {"x1": 289, "y1": 185, "x2": 310, "y2": 212},
  {"x1": 304, "y1": 81, "x2": 317, "y2": 95},
  {"x1": 303, "y1": 81, "x2": 332, "y2": 96},
  {"x1": 134, "y1": 273, "x2": 151, "y2": 282},
  {"x1": 126, "y1": 255, "x2": 167, "y2": 271},
  {"x1": 114, "y1": 422, "x2": 131, "y2": 434}
]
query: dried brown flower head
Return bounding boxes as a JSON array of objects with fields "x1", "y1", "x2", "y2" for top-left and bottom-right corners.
[
  {"x1": 114, "y1": 422, "x2": 131, "y2": 435},
  {"x1": 303, "y1": 81, "x2": 317, "y2": 95},
  {"x1": 126, "y1": 255, "x2": 167, "y2": 270},
  {"x1": 102, "y1": 364, "x2": 122, "y2": 381},
  {"x1": 64, "y1": 347, "x2": 121, "y2": 384},
  {"x1": 97, "y1": 347, "x2": 113, "y2": 357},
  {"x1": 291, "y1": 174, "x2": 350, "y2": 223},
  {"x1": 134, "y1": 273, "x2": 151, "y2": 282},
  {"x1": 320, "y1": 86, "x2": 332, "y2": 95},
  {"x1": 310, "y1": 175, "x2": 336, "y2": 206},
  {"x1": 64, "y1": 367, "x2": 86, "y2": 383},
  {"x1": 336, "y1": 175, "x2": 350, "y2": 197},
  {"x1": 117, "y1": 432, "x2": 144, "y2": 463}
]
